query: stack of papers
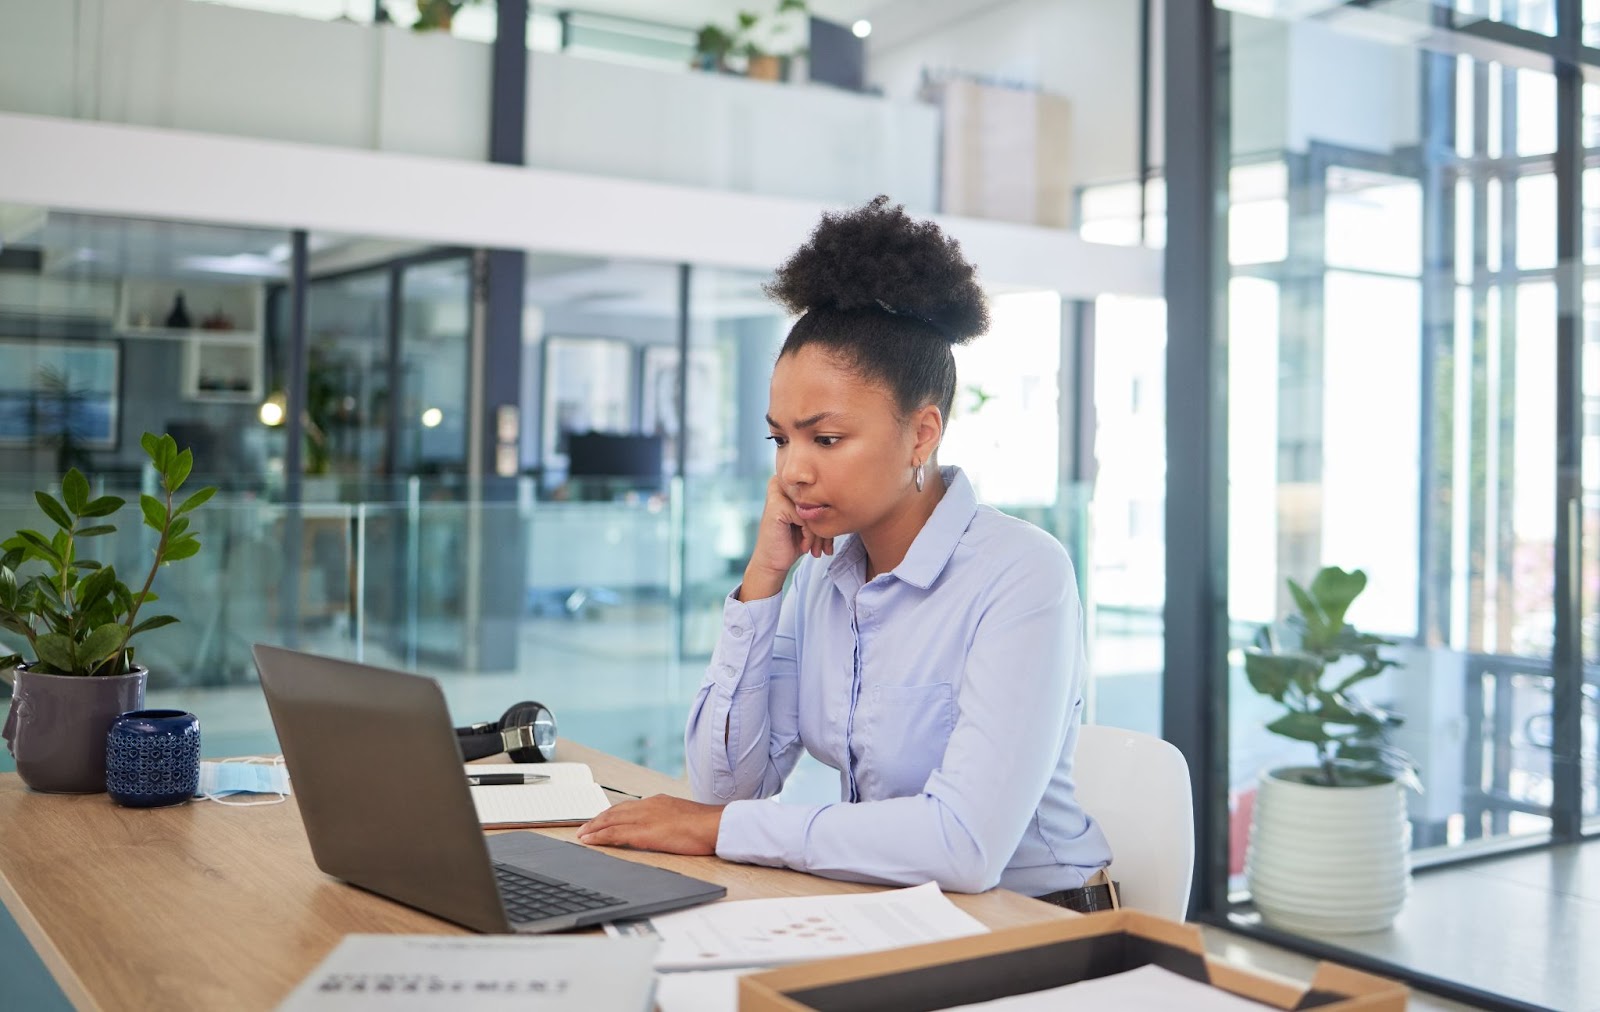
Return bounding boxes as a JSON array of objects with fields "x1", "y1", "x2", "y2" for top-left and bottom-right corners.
[
  {"x1": 276, "y1": 935, "x2": 656, "y2": 1011},
  {"x1": 945, "y1": 964, "x2": 1280, "y2": 1011},
  {"x1": 465, "y1": 763, "x2": 610, "y2": 828}
]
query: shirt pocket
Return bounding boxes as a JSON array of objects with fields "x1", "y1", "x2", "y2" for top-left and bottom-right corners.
[{"x1": 858, "y1": 682, "x2": 956, "y2": 799}]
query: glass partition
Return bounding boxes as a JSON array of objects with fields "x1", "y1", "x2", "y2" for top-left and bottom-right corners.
[{"x1": 1218, "y1": 6, "x2": 1590, "y2": 1007}]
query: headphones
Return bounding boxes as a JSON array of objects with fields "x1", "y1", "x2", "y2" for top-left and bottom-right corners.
[{"x1": 453, "y1": 701, "x2": 557, "y2": 763}]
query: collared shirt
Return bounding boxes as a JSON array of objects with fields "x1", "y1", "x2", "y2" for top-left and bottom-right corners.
[{"x1": 685, "y1": 467, "x2": 1111, "y2": 896}]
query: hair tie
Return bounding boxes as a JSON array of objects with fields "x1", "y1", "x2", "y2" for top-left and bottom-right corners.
[{"x1": 874, "y1": 299, "x2": 950, "y2": 340}]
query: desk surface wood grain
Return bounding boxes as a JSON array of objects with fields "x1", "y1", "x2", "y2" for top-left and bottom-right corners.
[{"x1": 0, "y1": 740, "x2": 1070, "y2": 1011}]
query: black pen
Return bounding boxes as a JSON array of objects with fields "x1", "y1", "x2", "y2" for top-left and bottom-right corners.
[{"x1": 467, "y1": 773, "x2": 550, "y2": 786}]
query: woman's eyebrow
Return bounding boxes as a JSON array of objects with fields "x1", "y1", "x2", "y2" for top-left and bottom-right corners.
[{"x1": 765, "y1": 412, "x2": 839, "y2": 430}]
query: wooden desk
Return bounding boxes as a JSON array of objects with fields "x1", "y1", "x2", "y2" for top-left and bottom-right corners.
[{"x1": 0, "y1": 741, "x2": 1071, "y2": 1011}]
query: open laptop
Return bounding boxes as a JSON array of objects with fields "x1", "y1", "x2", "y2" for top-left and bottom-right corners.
[{"x1": 251, "y1": 644, "x2": 726, "y2": 933}]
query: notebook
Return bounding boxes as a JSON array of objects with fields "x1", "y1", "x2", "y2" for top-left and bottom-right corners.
[{"x1": 467, "y1": 763, "x2": 611, "y2": 828}]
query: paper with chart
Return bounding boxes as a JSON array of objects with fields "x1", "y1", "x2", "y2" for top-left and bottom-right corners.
[
  {"x1": 465, "y1": 763, "x2": 610, "y2": 827},
  {"x1": 643, "y1": 881, "x2": 988, "y2": 971}
]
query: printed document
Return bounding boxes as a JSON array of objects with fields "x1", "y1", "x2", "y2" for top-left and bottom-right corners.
[
  {"x1": 944, "y1": 964, "x2": 1279, "y2": 1011},
  {"x1": 275, "y1": 935, "x2": 657, "y2": 1011},
  {"x1": 637, "y1": 881, "x2": 988, "y2": 971},
  {"x1": 464, "y1": 763, "x2": 610, "y2": 827}
]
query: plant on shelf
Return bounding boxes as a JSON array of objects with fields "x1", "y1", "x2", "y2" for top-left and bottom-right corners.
[
  {"x1": 693, "y1": 22, "x2": 736, "y2": 72},
  {"x1": 410, "y1": 0, "x2": 485, "y2": 33},
  {"x1": 0, "y1": 433, "x2": 216, "y2": 794},
  {"x1": 1244, "y1": 565, "x2": 1418, "y2": 790},
  {"x1": 696, "y1": 0, "x2": 808, "y2": 81},
  {"x1": 1241, "y1": 565, "x2": 1419, "y2": 935}
]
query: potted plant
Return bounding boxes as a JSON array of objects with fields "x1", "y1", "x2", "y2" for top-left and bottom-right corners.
[
  {"x1": 410, "y1": 0, "x2": 484, "y2": 33},
  {"x1": 1242, "y1": 565, "x2": 1419, "y2": 934},
  {"x1": 714, "y1": 0, "x2": 808, "y2": 82},
  {"x1": 0, "y1": 433, "x2": 216, "y2": 794},
  {"x1": 693, "y1": 23, "x2": 736, "y2": 73}
]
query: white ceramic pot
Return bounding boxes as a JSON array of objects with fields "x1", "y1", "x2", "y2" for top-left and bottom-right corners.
[{"x1": 1244, "y1": 767, "x2": 1411, "y2": 934}]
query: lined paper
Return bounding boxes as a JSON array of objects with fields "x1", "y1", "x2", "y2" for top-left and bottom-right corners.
[{"x1": 465, "y1": 763, "x2": 610, "y2": 827}]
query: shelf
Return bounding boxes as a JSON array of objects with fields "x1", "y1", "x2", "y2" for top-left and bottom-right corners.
[
  {"x1": 117, "y1": 279, "x2": 262, "y2": 335},
  {"x1": 183, "y1": 337, "x2": 262, "y2": 403},
  {"x1": 119, "y1": 326, "x2": 260, "y2": 344}
]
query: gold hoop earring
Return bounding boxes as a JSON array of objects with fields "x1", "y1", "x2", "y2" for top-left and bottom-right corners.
[{"x1": 914, "y1": 462, "x2": 926, "y2": 492}]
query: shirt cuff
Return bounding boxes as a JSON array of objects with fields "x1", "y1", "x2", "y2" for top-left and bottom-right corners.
[
  {"x1": 708, "y1": 587, "x2": 783, "y2": 691},
  {"x1": 715, "y1": 798, "x2": 820, "y2": 870}
]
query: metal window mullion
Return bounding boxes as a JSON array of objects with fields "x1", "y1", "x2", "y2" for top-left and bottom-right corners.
[
  {"x1": 1551, "y1": 0, "x2": 1586, "y2": 840},
  {"x1": 1163, "y1": 0, "x2": 1229, "y2": 920}
]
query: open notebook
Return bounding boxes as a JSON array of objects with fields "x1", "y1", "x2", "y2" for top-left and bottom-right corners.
[{"x1": 465, "y1": 763, "x2": 612, "y2": 828}]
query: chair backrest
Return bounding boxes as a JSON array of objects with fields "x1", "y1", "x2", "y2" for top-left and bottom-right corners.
[{"x1": 1073, "y1": 724, "x2": 1195, "y2": 920}]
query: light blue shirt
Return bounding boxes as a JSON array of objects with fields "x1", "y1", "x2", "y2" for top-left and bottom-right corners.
[{"x1": 686, "y1": 467, "x2": 1112, "y2": 896}]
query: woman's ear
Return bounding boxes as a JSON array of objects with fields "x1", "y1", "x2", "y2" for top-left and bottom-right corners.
[{"x1": 911, "y1": 403, "x2": 944, "y2": 464}]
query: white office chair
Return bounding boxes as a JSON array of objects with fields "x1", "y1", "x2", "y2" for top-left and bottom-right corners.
[{"x1": 1072, "y1": 724, "x2": 1195, "y2": 920}]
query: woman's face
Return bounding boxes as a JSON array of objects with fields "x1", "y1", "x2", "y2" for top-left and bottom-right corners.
[{"x1": 766, "y1": 344, "x2": 929, "y2": 540}]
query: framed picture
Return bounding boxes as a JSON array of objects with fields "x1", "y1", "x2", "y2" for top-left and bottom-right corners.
[
  {"x1": 640, "y1": 344, "x2": 730, "y2": 477},
  {"x1": 540, "y1": 335, "x2": 635, "y2": 469},
  {"x1": 0, "y1": 339, "x2": 120, "y2": 448}
]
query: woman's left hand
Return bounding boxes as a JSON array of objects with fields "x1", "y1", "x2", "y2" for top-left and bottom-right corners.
[{"x1": 577, "y1": 795, "x2": 725, "y2": 856}]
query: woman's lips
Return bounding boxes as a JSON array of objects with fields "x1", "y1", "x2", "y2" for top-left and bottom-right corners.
[{"x1": 795, "y1": 503, "x2": 829, "y2": 522}]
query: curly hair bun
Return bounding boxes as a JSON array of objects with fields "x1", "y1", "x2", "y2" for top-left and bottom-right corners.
[{"x1": 765, "y1": 196, "x2": 989, "y2": 345}]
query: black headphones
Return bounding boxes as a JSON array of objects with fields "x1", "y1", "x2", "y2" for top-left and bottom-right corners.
[{"x1": 453, "y1": 701, "x2": 557, "y2": 763}]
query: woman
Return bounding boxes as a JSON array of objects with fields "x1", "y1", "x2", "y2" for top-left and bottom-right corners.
[{"x1": 578, "y1": 197, "x2": 1113, "y2": 909}]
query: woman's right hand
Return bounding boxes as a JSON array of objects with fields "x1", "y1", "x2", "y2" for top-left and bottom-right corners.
[{"x1": 740, "y1": 475, "x2": 832, "y2": 601}]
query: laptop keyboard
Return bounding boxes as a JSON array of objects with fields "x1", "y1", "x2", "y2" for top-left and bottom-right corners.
[{"x1": 493, "y1": 863, "x2": 624, "y2": 923}]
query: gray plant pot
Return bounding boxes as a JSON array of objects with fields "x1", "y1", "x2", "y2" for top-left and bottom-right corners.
[{"x1": 2, "y1": 664, "x2": 148, "y2": 794}]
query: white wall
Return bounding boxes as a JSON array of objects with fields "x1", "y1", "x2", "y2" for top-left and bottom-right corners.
[
  {"x1": 868, "y1": 0, "x2": 1148, "y2": 189},
  {"x1": 527, "y1": 52, "x2": 939, "y2": 211}
]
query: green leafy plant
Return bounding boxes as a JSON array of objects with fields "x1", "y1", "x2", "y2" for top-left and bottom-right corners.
[
  {"x1": 694, "y1": 23, "x2": 736, "y2": 70},
  {"x1": 0, "y1": 433, "x2": 216, "y2": 678},
  {"x1": 410, "y1": 0, "x2": 485, "y2": 33},
  {"x1": 1244, "y1": 566, "x2": 1420, "y2": 790}
]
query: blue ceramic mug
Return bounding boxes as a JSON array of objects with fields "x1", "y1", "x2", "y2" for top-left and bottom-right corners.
[{"x1": 106, "y1": 710, "x2": 201, "y2": 808}]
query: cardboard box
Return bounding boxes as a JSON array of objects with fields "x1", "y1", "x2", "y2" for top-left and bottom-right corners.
[{"x1": 738, "y1": 910, "x2": 1407, "y2": 1011}]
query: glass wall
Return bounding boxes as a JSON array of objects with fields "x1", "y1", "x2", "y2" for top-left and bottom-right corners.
[{"x1": 1212, "y1": 5, "x2": 1594, "y2": 1006}]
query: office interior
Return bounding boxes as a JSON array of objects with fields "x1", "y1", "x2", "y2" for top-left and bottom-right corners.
[{"x1": 0, "y1": 1, "x2": 1594, "y2": 1009}]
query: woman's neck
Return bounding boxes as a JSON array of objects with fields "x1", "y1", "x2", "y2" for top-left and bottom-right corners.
[{"x1": 861, "y1": 470, "x2": 947, "y2": 582}]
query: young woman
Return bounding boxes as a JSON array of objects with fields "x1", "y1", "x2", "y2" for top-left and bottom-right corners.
[{"x1": 578, "y1": 197, "x2": 1113, "y2": 909}]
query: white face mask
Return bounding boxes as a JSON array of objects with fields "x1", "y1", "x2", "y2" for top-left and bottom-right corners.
[{"x1": 196, "y1": 756, "x2": 291, "y2": 806}]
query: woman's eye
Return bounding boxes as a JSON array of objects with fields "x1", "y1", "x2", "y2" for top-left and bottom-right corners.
[
  {"x1": 766, "y1": 434, "x2": 787, "y2": 447},
  {"x1": 816, "y1": 436, "x2": 840, "y2": 447}
]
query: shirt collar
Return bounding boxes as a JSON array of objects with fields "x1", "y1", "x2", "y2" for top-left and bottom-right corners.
[{"x1": 824, "y1": 466, "x2": 977, "y2": 591}]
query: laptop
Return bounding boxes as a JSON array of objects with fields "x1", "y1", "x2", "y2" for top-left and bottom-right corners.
[{"x1": 251, "y1": 644, "x2": 726, "y2": 933}]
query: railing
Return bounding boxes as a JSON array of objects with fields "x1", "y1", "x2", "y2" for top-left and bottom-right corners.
[
  {"x1": 1, "y1": 473, "x2": 1158, "y2": 774},
  {"x1": 1461, "y1": 652, "x2": 1599, "y2": 838},
  {"x1": 0, "y1": 0, "x2": 939, "y2": 210}
]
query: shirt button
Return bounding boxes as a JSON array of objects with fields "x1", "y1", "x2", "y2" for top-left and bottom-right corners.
[{"x1": 729, "y1": 625, "x2": 746, "y2": 638}]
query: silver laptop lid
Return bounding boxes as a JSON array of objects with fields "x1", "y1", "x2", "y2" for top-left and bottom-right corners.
[{"x1": 251, "y1": 643, "x2": 511, "y2": 933}]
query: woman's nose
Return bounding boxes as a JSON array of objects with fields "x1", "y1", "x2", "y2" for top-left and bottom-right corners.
[{"x1": 779, "y1": 446, "x2": 812, "y2": 486}]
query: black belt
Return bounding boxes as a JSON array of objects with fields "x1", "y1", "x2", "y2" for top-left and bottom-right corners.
[{"x1": 1034, "y1": 881, "x2": 1119, "y2": 914}]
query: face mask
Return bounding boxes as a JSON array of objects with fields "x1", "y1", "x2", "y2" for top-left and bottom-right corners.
[{"x1": 197, "y1": 756, "x2": 291, "y2": 806}]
